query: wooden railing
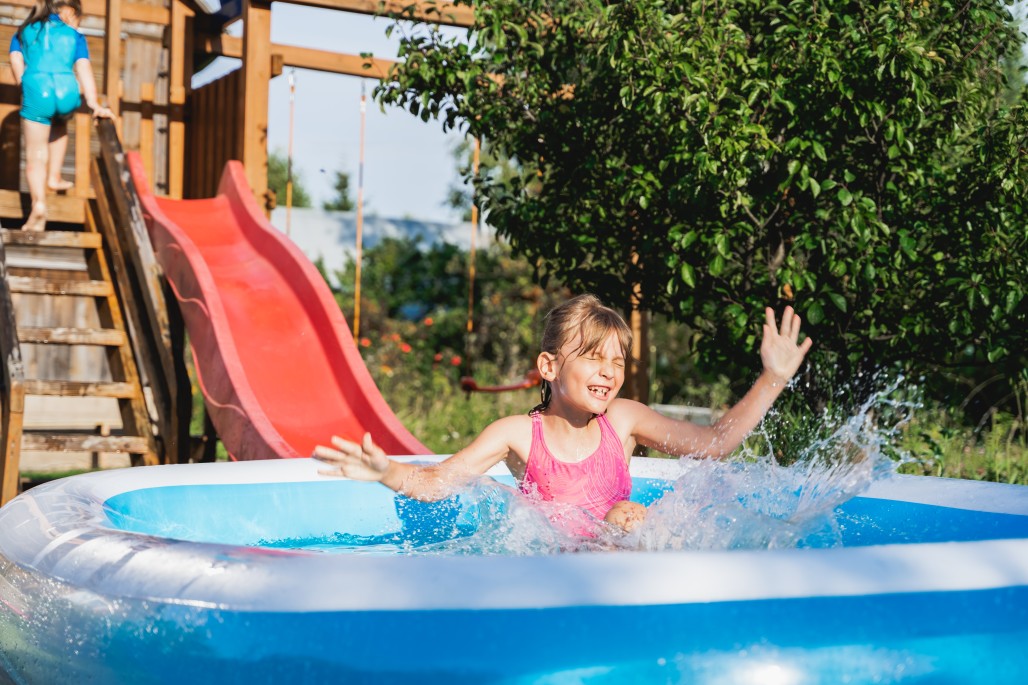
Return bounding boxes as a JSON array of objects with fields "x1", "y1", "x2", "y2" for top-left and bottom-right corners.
[
  {"x1": 0, "y1": 235, "x2": 25, "y2": 504},
  {"x1": 92, "y1": 119, "x2": 191, "y2": 464}
]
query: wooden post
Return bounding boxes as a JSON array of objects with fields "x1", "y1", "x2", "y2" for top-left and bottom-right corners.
[
  {"x1": 168, "y1": 0, "x2": 193, "y2": 199},
  {"x1": 241, "y1": 0, "x2": 271, "y2": 209},
  {"x1": 74, "y1": 112, "x2": 91, "y2": 197},
  {"x1": 103, "y1": 0, "x2": 122, "y2": 119},
  {"x1": 0, "y1": 240, "x2": 25, "y2": 505},
  {"x1": 139, "y1": 82, "x2": 154, "y2": 184},
  {"x1": 628, "y1": 306, "x2": 650, "y2": 405}
]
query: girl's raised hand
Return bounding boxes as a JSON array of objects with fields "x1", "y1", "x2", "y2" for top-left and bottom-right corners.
[
  {"x1": 760, "y1": 306, "x2": 813, "y2": 382},
  {"x1": 312, "y1": 432, "x2": 390, "y2": 481}
]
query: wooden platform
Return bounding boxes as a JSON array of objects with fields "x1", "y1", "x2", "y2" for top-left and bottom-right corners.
[{"x1": 0, "y1": 190, "x2": 88, "y2": 226}]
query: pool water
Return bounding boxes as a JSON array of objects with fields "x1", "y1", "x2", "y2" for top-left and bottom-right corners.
[{"x1": 103, "y1": 472, "x2": 1028, "y2": 554}]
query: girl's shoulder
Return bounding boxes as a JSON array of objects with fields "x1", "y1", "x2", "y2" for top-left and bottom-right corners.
[
  {"x1": 474, "y1": 413, "x2": 533, "y2": 458},
  {"x1": 605, "y1": 397, "x2": 649, "y2": 422}
]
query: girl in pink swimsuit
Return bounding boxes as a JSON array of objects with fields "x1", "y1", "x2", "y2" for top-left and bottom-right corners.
[{"x1": 315, "y1": 294, "x2": 812, "y2": 534}]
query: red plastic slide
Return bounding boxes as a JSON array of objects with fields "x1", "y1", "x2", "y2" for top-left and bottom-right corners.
[{"x1": 128, "y1": 155, "x2": 430, "y2": 459}]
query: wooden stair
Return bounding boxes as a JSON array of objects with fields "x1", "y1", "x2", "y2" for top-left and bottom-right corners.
[{"x1": 0, "y1": 224, "x2": 158, "y2": 503}]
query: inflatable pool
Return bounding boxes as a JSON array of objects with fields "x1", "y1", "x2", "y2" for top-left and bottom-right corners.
[{"x1": 1, "y1": 457, "x2": 1027, "y2": 684}]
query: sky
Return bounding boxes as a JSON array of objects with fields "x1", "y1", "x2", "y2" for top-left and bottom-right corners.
[{"x1": 194, "y1": 5, "x2": 469, "y2": 223}]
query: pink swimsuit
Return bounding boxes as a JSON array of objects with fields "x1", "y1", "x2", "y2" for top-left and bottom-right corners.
[{"x1": 520, "y1": 412, "x2": 632, "y2": 521}]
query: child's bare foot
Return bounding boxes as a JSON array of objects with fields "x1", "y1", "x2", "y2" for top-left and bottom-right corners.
[
  {"x1": 47, "y1": 179, "x2": 74, "y2": 192},
  {"x1": 23, "y1": 202, "x2": 46, "y2": 231}
]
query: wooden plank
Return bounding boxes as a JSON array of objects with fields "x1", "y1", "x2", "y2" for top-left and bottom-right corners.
[
  {"x1": 201, "y1": 35, "x2": 398, "y2": 79},
  {"x1": 21, "y1": 432, "x2": 150, "y2": 454},
  {"x1": 168, "y1": 0, "x2": 193, "y2": 199},
  {"x1": 18, "y1": 327, "x2": 126, "y2": 346},
  {"x1": 0, "y1": 239, "x2": 26, "y2": 505},
  {"x1": 23, "y1": 380, "x2": 136, "y2": 398},
  {"x1": 8, "y1": 276, "x2": 113, "y2": 297},
  {"x1": 83, "y1": 205, "x2": 158, "y2": 466},
  {"x1": 1, "y1": 229, "x2": 102, "y2": 249},
  {"x1": 8, "y1": 265, "x2": 88, "y2": 280},
  {"x1": 0, "y1": 100, "x2": 21, "y2": 192},
  {"x1": 242, "y1": 0, "x2": 271, "y2": 208},
  {"x1": 283, "y1": 0, "x2": 474, "y2": 27},
  {"x1": 139, "y1": 82, "x2": 155, "y2": 184},
  {"x1": 275, "y1": 44, "x2": 396, "y2": 79},
  {"x1": 74, "y1": 114, "x2": 92, "y2": 198},
  {"x1": 104, "y1": 0, "x2": 122, "y2": 119},
  {"x1": 4, "y1": 0, "x2": 170, "y2": 25},
  {"x1": 0, "y1": 191, "x2": 87, "y2": 223},
  {"x1": 93, "y1": 121, "x2": 188, "y2": 463}
]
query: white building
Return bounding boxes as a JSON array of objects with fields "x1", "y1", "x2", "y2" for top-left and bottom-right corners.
[{"x1": 269, "y1": 208, "x2": 490, "y2": 286}]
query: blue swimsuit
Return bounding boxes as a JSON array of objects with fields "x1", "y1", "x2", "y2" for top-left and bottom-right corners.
[{"x1": 10, "y1": 14, "x2": 89, "y2": 125}]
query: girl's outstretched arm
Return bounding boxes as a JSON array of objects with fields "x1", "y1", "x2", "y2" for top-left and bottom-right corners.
[
  {"x1": 616, "y1": 306, "x2": 812, "y2": 459},
  {"x1": 312, "y1": 415, "x2": 528, "y2": 501}
]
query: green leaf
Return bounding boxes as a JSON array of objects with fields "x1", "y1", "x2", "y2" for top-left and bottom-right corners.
[
  {"x1": 837, "y1": 188, "x2": 853, "y2": 206},
  {"x1": 681, "y1": 263, "x2": 696, "y2": 288},
  {"x1": 806, "y1": 301, "x2": 825, "y2": 325},
  {"x1": 828, "y1": 292, "x2": 848, "y2": 312},
  {"x1": 709, "y1": 254, "x2": 726, "y2": 276}
]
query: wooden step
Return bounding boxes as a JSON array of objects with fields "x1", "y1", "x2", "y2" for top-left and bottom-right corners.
[
  {"x1": 0, "y1": 191, "x2": 88, "y2": 224},
  {"x1": 21, "y1": 432, "x2": 150, "y2": 454},
  {"x1": 23, "y1": 380, "x2": 137, "y2": 399},
  {"x1": 8, "y1": 276, "x2": 113, "y2": 297},
  {"x1": 17, "y1": 327, "x2": 127, "y2": 346},
  {"x1": 1, "y1": 229, "x2": 102, "y2": 249}
]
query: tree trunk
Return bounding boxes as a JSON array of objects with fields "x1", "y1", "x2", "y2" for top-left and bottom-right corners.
[{"x1": 623, "y1": 305, "x2": 650, "y2": 405}]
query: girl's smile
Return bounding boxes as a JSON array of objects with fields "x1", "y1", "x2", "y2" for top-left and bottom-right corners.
[{"x1": 546, "y1": 331, "x2": 626, "y2": 416}]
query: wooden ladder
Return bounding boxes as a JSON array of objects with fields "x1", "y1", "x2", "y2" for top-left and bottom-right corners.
[{"x1": 0, "y1": 221, "x2": 158, "y2": 504}]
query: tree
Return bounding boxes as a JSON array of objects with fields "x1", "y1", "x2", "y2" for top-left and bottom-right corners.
[
  {"x1": 331, "y1": 235, "x2": 569, "y2": 380},
  {"x1": 267, "y1": 150, "x2": 312, "y2": 208},
  {"x1": 379, "y1": 0, "x2": 1027, "y2": 410},
  {"x1": 447, "y1": 137, "x2": 521, "y2": 221},
  {"x1": 323, "y1": 169, "x2": 356, "y2": 211}
]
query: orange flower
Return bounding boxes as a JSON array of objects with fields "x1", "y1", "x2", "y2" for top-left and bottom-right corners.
[
  {"x1": 359, "y1": 337, "x2": 371, "y2": 348},
  {"x1": 400, "y1": 343, "x2": 412, "y2": 353},
  {"x1": 423, "y1": 317, "x2": 434, "y2": 326},
  {"x1": 450, "y1": 355, "x2": 462, "y2": 366},
  {"x1": 433, "y1": 352, "x2": 443, "y2": 363}
]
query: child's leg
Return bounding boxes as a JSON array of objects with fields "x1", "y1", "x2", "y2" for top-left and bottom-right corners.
[
  {"x1": 22, "y1": 119, "x2": 51, "y2": 231},
  {"x1": 46, "y1": 119, "x2": 73, "y2": 191},
  {"x1": 604, "y1": 500, "x2": 647, "y2": 533}
]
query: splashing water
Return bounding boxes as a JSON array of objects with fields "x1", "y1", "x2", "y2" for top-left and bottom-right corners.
[
  {"x1": 262, "y1": 377, "x2": 919, "y2": 556},
  {"x1": 625, "y1": 377, "x2": 916, "y2": 554}
]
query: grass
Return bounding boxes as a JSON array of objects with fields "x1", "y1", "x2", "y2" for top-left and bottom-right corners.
[{"x1": 897, "y1": 408, "x2": 1028, "y2": 484}]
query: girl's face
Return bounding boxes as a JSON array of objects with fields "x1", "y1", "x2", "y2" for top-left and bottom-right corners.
[
  {"x1": 58, "y1": 6, "x2": 80, "y2": 28},
  {"x1": 542, "y1": 330, "x2": 626, "y2": 415}
]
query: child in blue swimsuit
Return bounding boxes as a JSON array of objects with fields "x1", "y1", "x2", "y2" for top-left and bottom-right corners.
[{"x1": 9, "y1": 0, "x2": 112, "y2": 230}]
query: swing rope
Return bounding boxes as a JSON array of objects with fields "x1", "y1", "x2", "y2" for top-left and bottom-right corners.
[
  {"x1": 464, "y1": 137, "x2": 480, "y2": 358},
  {"x1": 459, "y1": 137, "x2": 540, "y2": 395},
  {"x1": 353, "y1": 80, "x2": 367, "y2": 341}
]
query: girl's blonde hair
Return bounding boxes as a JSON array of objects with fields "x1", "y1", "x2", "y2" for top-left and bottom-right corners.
[
  {"x1": 532, "y1": 294, "x2": 633, "y2": 414},
  {"x1": 18, "y1": 0, "x2": 82, "y2": 38}
]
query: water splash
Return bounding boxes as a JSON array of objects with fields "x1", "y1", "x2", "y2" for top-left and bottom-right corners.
[
  {"x1": 261, "y1": 376, "x2": 919, "y2": 556},
  {"x1": 409, "y1": 374, "x2": 916, "y2": 555},
  {"x1": 622, "y1": 376, "x2": 917, "y2": 553}
]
